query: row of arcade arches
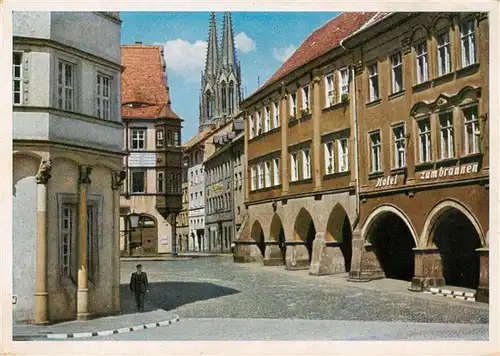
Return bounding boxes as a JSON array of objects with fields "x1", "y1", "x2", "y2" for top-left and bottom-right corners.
[{"x1": 248, "y1": 200, "x2": 484, "y2": 290}]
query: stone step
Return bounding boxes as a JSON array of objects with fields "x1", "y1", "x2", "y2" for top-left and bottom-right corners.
[{"x1": 424, "y1": 287, "x2": 476, "y2": 302}]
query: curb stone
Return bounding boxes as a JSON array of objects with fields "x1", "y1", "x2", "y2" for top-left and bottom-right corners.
[{"x1": 14, "y1": 314, "x2": 180, "y2": 340}]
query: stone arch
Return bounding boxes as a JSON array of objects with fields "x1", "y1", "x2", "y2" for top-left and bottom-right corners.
[
  {"x1": 361, "y1": 204, "x2": 418, "y2": 245},
  {"x1": 457, "y1": 85, "x2": 481, "y2": 103},
  {"x1": 250, "y1": 219, "x2": 265, "y2": 256},
  {"x1": 13, "y1": 151, "x2": 43, "y2": 196},
  {"x1": 430, "y1": 14, "x2": 453, "y2": 33},
  {"x1": 325, "y1": 203, "x2": 353, "y2": 272},
  {"x1": 362, "y1": 204, "x2": 418, "y2": 281},
  {"x1": 50, "y1": 151, "x2": 89, "y2": 167},
  {"x1": 410, "y1": 25, "x2": 429, "y2": 43},
  {"x1": 269, "y1": 213, "x2": 286, "y2": 262},
  {"x1": 129, "y1": 213, "x2": 158, "y2": 256},
  {"x1": 409, "y1": 101, "x2": 432, "y2": 117},
  {"x1": 293, "y1": 208, "x2": 316, "y2": 261},
  {"x1": 421, "y1": 199, "x2": 485, "y2": 248}
]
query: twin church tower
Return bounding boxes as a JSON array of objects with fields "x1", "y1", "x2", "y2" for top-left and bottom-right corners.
[{"x1": 199, "y1": 12, "x2": 242, "y2": 132}]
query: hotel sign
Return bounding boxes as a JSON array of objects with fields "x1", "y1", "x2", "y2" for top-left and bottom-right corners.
[
  {"x1": 419, "y1": 163, "x2": 479, "y2": 181},
  {"x1": 375, "y1": 174, "x2": 400, "y2": 188}
]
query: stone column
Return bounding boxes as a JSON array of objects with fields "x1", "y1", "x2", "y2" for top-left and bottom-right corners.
[
  {"x1": 263, "y1": 241, "x2": 284, "y2": 266},
  {"x1": 311, "y1": 75, "x2": 322, "y2": 191},
  {"x1": 348, "y1": 229, "x2": 384, "y2": 281},
  {"x1": 77, "y1": 166, "x2": 92, "y2": 321},
  {"x1": 34, "y1": 159, "x2": 52, "y2": 324},
  {"x1": 409, "y1": 247, "x2": 445, "y2": 291},
  {"x1": 280, "y1": 92, "x2": 289, "y2": 195},
  {"x1": 285, "y1": 241, "x2": 309, "y2": 270},
  {"x1": 476, "y1": 247, "x2": 489, "y2": 303},
  {"x1": 111, "y1": 170, "x2": 126, "y2": 313},
  {"x1": 171, "y1": 213, "x2": 178, "y2": 256},
  {"x1": 309, "y1": 233, "x2": 345, "y2": 276}
]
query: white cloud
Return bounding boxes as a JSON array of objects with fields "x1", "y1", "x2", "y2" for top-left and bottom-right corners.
[
  {"x1": 272, "y1": 45, "x2": 297, "y2": 63},
  {"x1": 161, "y1": 39, "x2": 207, "y2": 82},
  {"x1": 234, "y1": 32, "x2": 256, "y2": 53}
]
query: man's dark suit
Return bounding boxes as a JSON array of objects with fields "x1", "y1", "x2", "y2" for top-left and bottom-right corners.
[{"x1": 130, "y1": 271, "x2": 149, "y2": 311}]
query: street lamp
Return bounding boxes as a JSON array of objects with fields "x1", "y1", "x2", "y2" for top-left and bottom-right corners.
[{"x1": 127, "y1": 212, "x2": 140, "y2": 256}]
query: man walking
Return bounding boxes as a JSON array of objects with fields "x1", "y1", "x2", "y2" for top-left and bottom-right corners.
[{"x1": 129, "y1": 264, "x2": 150, "y2": 312}]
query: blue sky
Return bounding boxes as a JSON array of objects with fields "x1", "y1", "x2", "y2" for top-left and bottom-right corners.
[{"x1": 120, "y1": 12, "x2": 340, "y2": 143}]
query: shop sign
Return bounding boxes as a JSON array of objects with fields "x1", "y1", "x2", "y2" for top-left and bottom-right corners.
[
  {"x1": 213, "y1": 184, "x2": 223, "y2": 192},
  {"x1": 420, "y1": 163, "x2": 479, "y2": 181},
  {"x1": 375, "y1": 174, "x2": 399, "y2": 188}
]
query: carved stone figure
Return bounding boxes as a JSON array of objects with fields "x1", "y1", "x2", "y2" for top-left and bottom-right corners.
[{"x1": 35, "y1": 159, "x2": 52, "y2": 184}]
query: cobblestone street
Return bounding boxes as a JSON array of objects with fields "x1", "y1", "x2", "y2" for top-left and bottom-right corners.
[{"x1": 109, "y1": 256, "x2": 488, "y2": 340}]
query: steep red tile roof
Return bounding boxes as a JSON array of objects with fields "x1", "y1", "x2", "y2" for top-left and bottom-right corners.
[
  {"x1": 121, "y1": 44, "x2": 180, "y2": 120},
  {"x1": 262, "y1": 12, "x2": 380, "y2": 89}
]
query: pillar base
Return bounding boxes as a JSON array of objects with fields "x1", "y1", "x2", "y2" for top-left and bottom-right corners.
[
  {"x1": 233, "y1": 241, "x2": 263, "y2": 263},
  {"x1": 263, "y1": 243, "x2": 285, "y2": 266},
  {"x1": 409, "y1": 276, "x2": 445, "y2": 292},
  {"x1": 34, "y1": 292, "x2": 49, "y2": 325},
  {"x1": 476, "y1": 286, "x2": 489, "y2": 304},
  {"x1": 285, "y1": 244, "x2": 309, "y2": 270},
  {"x1": 410, "y1": 247, "x2": 445, "y2": 291},
  {"x1": 77, "y1": 288, "x2": 89, "y2": 321},
  {"x1": 309, "y1": 236, "x2": 346, "y2": 276},
  {"x1": 348, "y1": 241, "x2": 385, "y2": 281}
]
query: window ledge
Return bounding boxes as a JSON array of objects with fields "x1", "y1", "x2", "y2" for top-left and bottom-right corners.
[
  {"x1": 288, "y1": 117, "x2": 299, "y2": 127},
  {"x1": 252, "y1": 184, "x2": 281, "y2": 193},
  {"x1": 456, "y1": 63, "x2": 480, "y2": 78},
  {"x1": 368, "y1": 171, "x2": 384, "y2": 180},
  {"x1": 323, "y1": 171, "x2": 350, "y2": 180},
  {"x1": 415, "y1": 161, "x2": 435, "y2": 171},
  {"x1": 299, "y1": 113, "x2": 312, "y2": 123},
  {"x1": 366, "y1": 99, "x2": 381, "y2": 108},
  {"x1": 436, "y1": 157, "x2": 459, "y2": 167},
  {"x1": 290, "y1": 178, "x2": 313, "y2": 186},
  {"x1": 322, "y1": 100, "x2": 349, "y2": 113},
  {"x1": 390, "y1": 167, "x2": 407, "y2": 175},
  {"x1": 432, "y1": 71, "x2": 455, "y2": 86},
  {"x1": 248, "y1": 127, "x2": 281, "y2": 143},
  {"x1": 388, "y1": 90, "x2": 405, "y2": 101},
  {"x1": 412, "y1": 80, "x2": 432, "y2": 93},
  {"x1": 459, "y1": 152, "x2": 483, "y2": 163}
]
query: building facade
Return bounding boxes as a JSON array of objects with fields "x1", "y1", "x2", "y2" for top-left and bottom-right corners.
[
  {"x1": 204, "y1": 118, "x2": 245, "y2": 252},
  {"x1": 176, "y1": 151, "x2": 190, "y2": 252},
  {"x1": 119, "y1": 42, "x2": 183, "y2": 256},
  {"x1": 13, "y1": 11, "x2": 124, "y2": 323},
  {"x1": 235, "y1": 12, "x2": 489, "y2": 303},
  {"x1": 199, "y1": 12, "x2": 242, "y2": 132}
]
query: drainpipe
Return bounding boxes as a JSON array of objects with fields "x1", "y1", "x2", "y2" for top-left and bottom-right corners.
[{"x1": 340, "y1": 39, "x2": 360, "y2": 230}]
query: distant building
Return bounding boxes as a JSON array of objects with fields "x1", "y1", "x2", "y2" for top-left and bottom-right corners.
[
  {"x1": 12, "y1": 11, "x2": 124, "y2": 323},
  {"x1": 176, "y1": 151, "x2": 190, "y2": 252},
  {"x1": 120, "y1": 42, "x2": 183, "y2": 256},
  {"x1": 204, "y1": 118, "x2": 245, "y2": 252},
  {"x1": 199, "y1": 12, "x2": 242, "y2": 132}
]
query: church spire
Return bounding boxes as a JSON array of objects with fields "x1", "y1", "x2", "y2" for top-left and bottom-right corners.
[
  {"x1": 204, "y1": 12, "x2": 219, "y2": 77},
  {"x1": 221, "y1": 12, "x2": 237, "y2": 70}
]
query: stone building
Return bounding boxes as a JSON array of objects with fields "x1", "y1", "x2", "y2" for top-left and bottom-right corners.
[
  {"x1": 235, "y1": 12, "x2": 489, "y2": 303},
  {"x1": 204, "y1": 118, "x2": 245, "y2": 252},
  {"x1": 119, "y1": 42, "x2": 183, "y2": 256},
  {"x1": 199, "y1": 12, "x2": 242, "y2": 132},
  {"x1": 176, "y1": 151, "x2": 190, "y2": 252},
  {"x1": 343, "y1": 12, "x2": 489, "y2": 303},
  {"x1": 13, "y1": 11, "x2": 124, "y2": 323}
]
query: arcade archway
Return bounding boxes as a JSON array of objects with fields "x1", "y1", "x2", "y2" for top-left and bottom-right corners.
[
  {"x1": 326, "y1": 204, "x2": 353, "y2": 272},
  {"x1": 293, "y1": 208, "x2": 316, "y2": 262}
]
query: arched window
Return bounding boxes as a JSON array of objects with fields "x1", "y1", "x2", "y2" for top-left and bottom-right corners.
[
  {"x1": 229, "y1": 81, "x2": 234, "y2": 114},
  {"x1": 206, "y1": 90, "x2": 213, "y2": 118},
  {"x1": 221, "y1": 81, "x2": 227, "y2": 113}
]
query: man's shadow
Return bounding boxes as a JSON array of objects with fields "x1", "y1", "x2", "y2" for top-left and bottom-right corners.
[{"x1": 120, "y1": 281, "x2": 240, "y2": 314}]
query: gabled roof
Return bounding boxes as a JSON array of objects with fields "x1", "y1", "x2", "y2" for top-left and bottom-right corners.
[
  {"x1": 121, "y1": 43, "x2": 180, "y2": 120},
  {"x1": 262, "y1": 12, "x2": 380, "y2": 90}
]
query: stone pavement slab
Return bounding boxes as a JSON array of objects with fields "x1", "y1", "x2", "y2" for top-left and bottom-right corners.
[{"x1": 13, "y1": 309, "x2": 179, "y2": 339}]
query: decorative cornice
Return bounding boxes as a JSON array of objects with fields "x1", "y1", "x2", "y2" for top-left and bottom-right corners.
[
  {"x1": 36, "y1": 159, "x2": 52, "y2": 184},
  {"x1": 79, "y1": 166, "x2": 93, "y2": 185},
  {"x1": 111, "y1": 170, "x2": 126, "y2": 190}
]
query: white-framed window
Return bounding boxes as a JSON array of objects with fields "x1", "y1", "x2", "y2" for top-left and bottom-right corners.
[
  {"x1": 131, "y1": 128, "x2": 146, "y2": 150},
  {"x1": 174, "y1": 131, "x2": 180, "y2": 147},
  {"x1": 301, "y1": 86, "x2": 310, "y2": 113},
  {"x1": 256, "y1": 111, "x2": 262, "y2": 135},
  {"x1": 368, "y1": 63, "x2": 379, "y2": 102},
  {"x1": 60, "y1": 203, "x2": 74, "y2": 279},
  {"x1": 391, "y1": 52, "x2": 403, "y2": 93},
  {"x1": 439, "y1": 112, "x2": 455, "y2": 159},
  {"x1": 257, "y1": 163, "x2": 264, "y2": 189},
  {"x1": 249, "y1": 115, "x2": 255, "y2": 139},
  {"x1": 264, "y1": 161, "x2": 272, "y2": 187},
  {"x1": 418, "y1": 118, "x2": 432, "y2": 163},
  {"x1": 338, "y1": 138, "x2": 349, "y2": 172},
  {"x1": 460, "y1": 20, "x2": 476, "y2": 67},
  {"x1": 264, "y1": 106, "x2": 271, "y2": 132},
  {"x1": 325, "y1": 73, "x2": 335, "y2": 107},
  {"x1": 302, "y1": 149, "x2": 311, "y2": 179},
  {"x1": 370, "y1": 131, "x2": 382, "y2": 173},
  {"x1": 291, "y1": 153, "x2": 299, "y2": 182},
  {"x1": 324, "y1": 142, "x2": 335, "y2": 174},
  {"x1": 96, "y1": 74, "x2": 111, "y2": 120},
  {"x1": 393, "y1": 125, "x2": 406, "y2": 168},
  {"x1": 131, "y1": 169, "x2": 146, "y2": 193},
  {"x1": 273, "y1": 157, "x2": 280, "y2": 185},
  {"x1": 290, "y1": 92, "x2": 297, "y2": 118},
  {"x1": 273, "y1": 101, "x2": 280, "y2": 128},
  {"x1": 13, "y1": 51, "x2": 23, "y2": 105},
  {"x1": 437, "y1": 32, "x2": 452, "y2": 76},
  {"x1": 339, "y1": 68, "x2": 349, "y2": 97},
  {"x1": 463, "y1": 105, "x2": 480, "y2": 155},
  {"x1": 157, "y1": 171, "x2": 165, "y2": 193},
  {"x1": 156, "y1": 128, "x2": 164, "y2": 147},
  {"x1": 57, "y1": 60, "x2": 75, "y2": 111},
  {"x1": 416, "y1": 41, "x2": 429, "y2": 84}
]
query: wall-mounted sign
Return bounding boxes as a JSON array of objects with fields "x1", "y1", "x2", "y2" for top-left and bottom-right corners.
[
  {"x1": 375, "y1": 174, "x2": 400, "y2": 188},
  {"x1": 420, "y1": 163, "x2": 479, "y2": 180},
  {"x1": 213, "y1": 184, "x2": 223, "y2": 192}
]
